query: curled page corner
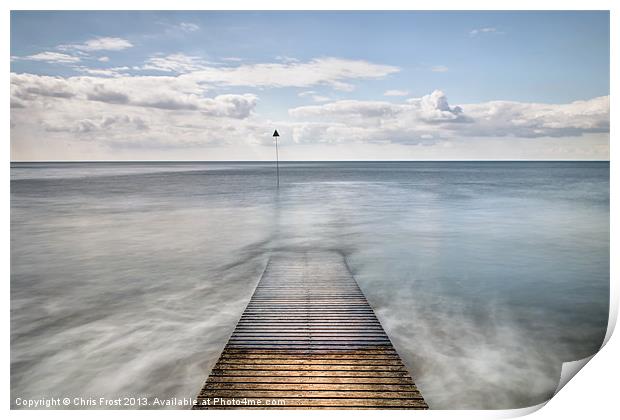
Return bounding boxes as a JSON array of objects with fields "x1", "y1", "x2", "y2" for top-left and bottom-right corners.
[
  {"x1": 500, "y1": 401, "x2": 549, "y2": 419},
  {"x1": 490, "y1": 353, "x2": 599, "y2": 420},
  {"x1": 549, "y1": 295, "x2": 618, "y2": 399},
  {"x1": 602, "y1": 297, "x2": 618, "y2": 348},
  {"x1": 491, "y1": 357, "x2": 597, "y2": 420},
  {"x1": 554, "y1": 355, "x2": 595, "y2": 396}
]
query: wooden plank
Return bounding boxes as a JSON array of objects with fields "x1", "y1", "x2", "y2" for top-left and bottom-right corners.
[
  {"x1": 202, "y1": 383, "x2": 420, "y2": 392},
  {"x1": 220, "y1": 353, "x2": 401, "y2": 364},
  {"x1": 205, "y1": 376, "x2": 416, "y2": 385},
  {"x1": 213, "y1": 363, "x2": 408, "y2": 371},
  {"x1": 217, "y1": 360, "x2": 404, "y2": 366},
  {"x1": 198, "y1": 390, "x2": 423, "y2": 399},
  {"x1": 209, "y1": 370, "x2": 411, "y2": 378},
  {"x1": 193, "y1": 252, "x2": 427, "y2": 410}
]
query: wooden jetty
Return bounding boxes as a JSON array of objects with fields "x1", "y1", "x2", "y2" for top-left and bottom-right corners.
[{"x1": 194, "y1": 252, "x2": 427, "y2": 410}]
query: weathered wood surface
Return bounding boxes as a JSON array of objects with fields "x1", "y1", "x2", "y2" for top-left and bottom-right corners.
[{"x1": 193, "y1": 252, "x2": 427, "y2": 410}]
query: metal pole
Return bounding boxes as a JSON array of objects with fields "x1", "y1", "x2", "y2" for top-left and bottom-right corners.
[{"x1": 275, "y1": 134, "x2": 280, "y2": 188}]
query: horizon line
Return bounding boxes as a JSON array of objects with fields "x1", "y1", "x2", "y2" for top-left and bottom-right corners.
[{"x1": 10, "y1": 159, "x2": 611, "y2": 164}]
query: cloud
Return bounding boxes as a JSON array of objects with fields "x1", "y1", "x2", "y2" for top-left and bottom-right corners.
[
  {"x1": 178, "y1": 22, "x2": 200, "y2": 32},
  {"x1": 59, "y1": 37, "x2": 133, "y2": 52},
  {"x1": 44, "y1": 115, "x2": 149, "y2": 134},
  {"x1": 20, "y1": 52, "x2": 81, "y2": 64},
  {"x1": 206, "y1": 94, "x2": 258, "y2": 118},
  {"x1": 470, "y1": 27, "x2": 499, "y2": 36},
  {"x1": 290, "y1": 91, "x2": 463, "y2": 123},
  {"x1": 13, "y1": 38, "x2": 132, "y2": 68},
  {"x1": 126, "y1": 56, "x2": 398, "y2": 92},
  {"x1": 156, "y1": 21, "x2": 201, "y2": 35},
  {"x1": 86, "y1": 84, "x2": 130, "y2": 104},
  {"x1": 142, "y1": 53, "x2": 209, "y2": 73},
  {"x1": 11, "y1": 99, "x2": 26, "y2": 109},
  {"x1": 290, "y1": 99, "x2": 398, "y2": 120},
  {"x1": 384, "y1": 89, "x2": 410, "y2": 97},
  {"x1": 288, "y1": 90, "x2": 609, "y2": 144},
  {"x1": 408, "y1": 90, "x2": 464, "y2": 122},
  {"x1": 10, "y1": 58, "x2": 608, "y2": 157},
  {"x1": 74, "y1": 66, "x2": 130, "y2": 77},
  {"x1": 10, "y1": 72, "x2": 266, "y2": 151},
  {"x1": 10, "y1": 72, "x2": 258, "y2": 118},
  {"x1": 462, "y1": 96, "x2": 610, "y2": 138},
  {"x1": 431, "y1": 65, "x2": 449, "y2": 73},
  {"x1": 182, "y1": 57, "x2": 399, "y2": 89},
  {"x1": 14, "y1": 53, "x2": 399, "y2": 93},
  {"x1": 11, "y1": 73, "x2": 76, "y2": 99},
  {"x1": 298, "y1": 91, "x2": 331, "y2": 103}
]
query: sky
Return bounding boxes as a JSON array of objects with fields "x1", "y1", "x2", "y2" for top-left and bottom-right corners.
[{"x1": 10, "y1": 11, "x2": 610, "y2": 161}]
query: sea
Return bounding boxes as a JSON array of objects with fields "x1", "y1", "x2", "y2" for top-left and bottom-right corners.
[{"x1": 10, "y1": 161, "x2": 609, "y2": 409}]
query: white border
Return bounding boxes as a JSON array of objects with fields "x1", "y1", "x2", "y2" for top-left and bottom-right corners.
[{"x1": 3, "y1": 2, "x2": 616, "y2": 420}]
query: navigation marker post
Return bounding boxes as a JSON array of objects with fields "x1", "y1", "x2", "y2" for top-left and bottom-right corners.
[{"x1": 272, "y1": 129, "x2": 280, "y2": 188}]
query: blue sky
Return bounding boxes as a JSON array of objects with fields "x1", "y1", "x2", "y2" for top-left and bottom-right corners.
[{"x1": 10, "y1": 11, "x2": 610, "y2": 160}]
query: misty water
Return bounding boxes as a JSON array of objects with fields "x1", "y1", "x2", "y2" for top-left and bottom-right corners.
[{"x1": 10, "y1": 161, "x2": 609, "y2": 409}]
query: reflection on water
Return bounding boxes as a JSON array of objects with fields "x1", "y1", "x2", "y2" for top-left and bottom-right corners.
[{"x1": 11, "y1": 161, "x2": 609, "y2": 409}]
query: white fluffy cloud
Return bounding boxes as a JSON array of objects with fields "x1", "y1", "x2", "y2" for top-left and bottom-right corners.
[
  {"x1": 11, "y1": 73, "x2": 76, "y2": 100},
  {"x1": 10, "y1": 72, "x2": 265, "y2": 152},
  {"x1": 182, "y1": 57, "x2": 399, "y2": 89},
  {"x1": 11, "y1": 74, "x2": 266, "y2": 150},
  {"x1": 288, "y1": 90, "x2": 609, "y2": 144},
  {"x1": 43, "y1": 115, "x2": 149, "y2": 134},
  {"x1": 178, "y1": 22, "x2": 200, "y2": 32},
  {"x1": 12, "y1": 38, "x2": 133, "y2": 70},
  {"x1": 12, "y1": 72, "x2": 259, "y2": 115},
  {"x1": 12, "y1": 70, "x2": 610, "y2": 152},
  {"x1": 462, "y1": 96, "x2": 610, "y2": 138},
  {"x1": 130, "y1": 56, "x2": 398, "y2": 94},
  {"x1": 59, "y1": 37, "x2": 133, "y2": 52},
  {"x1": 142, "y1": 53, "x2": 209, "y2": 73},
  {"x1": 75, "y1": 66, "x2": 130, "y2": 77},
  {"x1": 290, "y1": 90, "x2": 464, "y2": 123},
  {"x1": 9, "y1": 55, "x2": 401, "y2": 152},
  {"x1": 20, "y1": 52, "x2": 81, "y2": 64},
  {"x1": 10, "y1": 57, "x2": 609, "y2": 159},
  {"x1": 409, "y1": 90, "x2": 465, "y2": 122}
]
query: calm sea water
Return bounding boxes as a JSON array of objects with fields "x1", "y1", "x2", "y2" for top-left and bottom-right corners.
[{"x1": 10, "y1": 161, "x2": 609, "y2": 409}]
